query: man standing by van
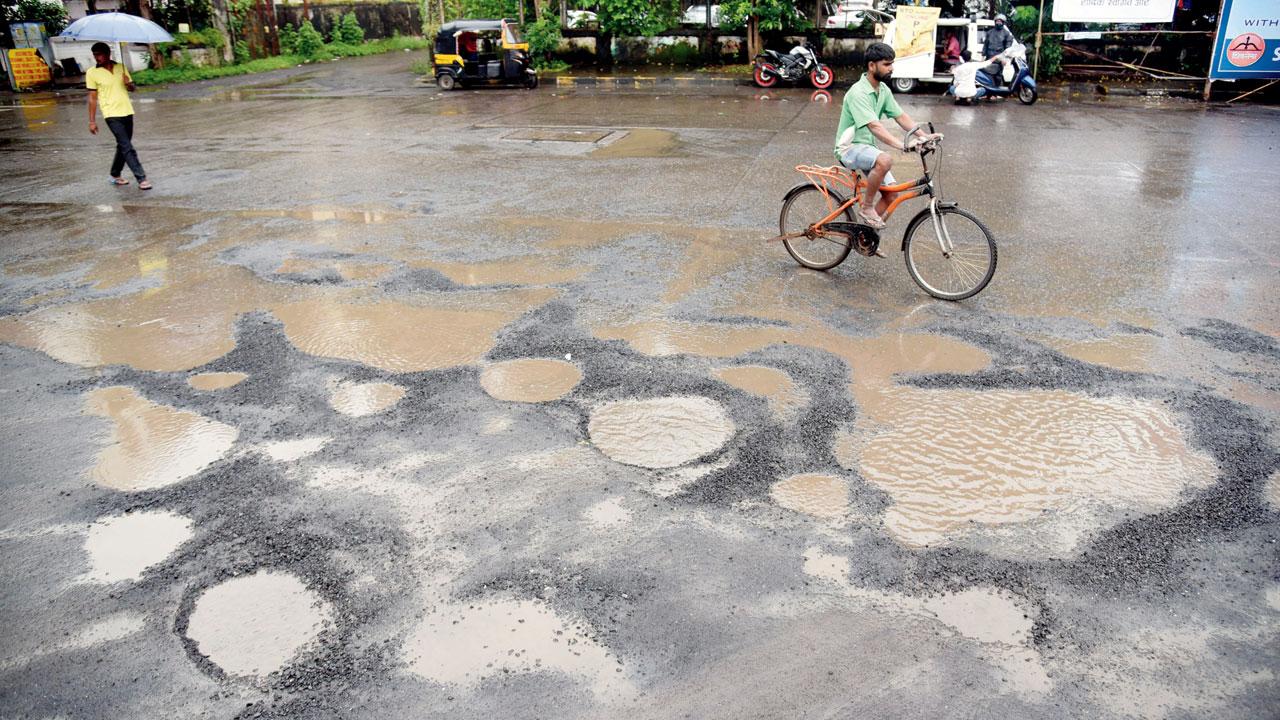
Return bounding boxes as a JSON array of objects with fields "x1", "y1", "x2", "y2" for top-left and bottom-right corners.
[
  {"x1": 834, "y1": 42, "x2": 936, "y2": 229},
  {"x1": 86, "y1": 42, "x2": 151, "y2": 190}
]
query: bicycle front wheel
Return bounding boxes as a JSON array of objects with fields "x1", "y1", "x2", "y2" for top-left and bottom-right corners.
[
  {"x1": 903, "y1": 206, "x2": 997, "y2": 300},
  {"x1": 779, "y1": 185, "x2": 854, "y2": 271}
]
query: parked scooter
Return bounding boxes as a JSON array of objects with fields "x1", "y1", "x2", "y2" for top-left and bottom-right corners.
[
  {"x1": 753, "y1": 43, "x2": 834, "y2": 89},
  {"x1": 947, "y1": 43, "x2": 1037, "y2": 105}
]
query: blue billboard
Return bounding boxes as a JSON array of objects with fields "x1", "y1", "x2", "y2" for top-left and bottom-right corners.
[{"x1": 1210, "y1": 0, "x2": 1280, "y2": 79}]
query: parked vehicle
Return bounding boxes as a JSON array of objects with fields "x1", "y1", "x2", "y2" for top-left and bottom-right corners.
[
  {"x1": 753, "y1": 43, "x2": 834, "y2": 89},
  {"x1": 433, "y1": 19, "x2": 537, "y2": 90},
  {"x1": 565, "y1": 10, "x2": 597, "y2": 28},
  {"x1": 825, "y1": 0, "x2": 873, "y2": 28},
  {"x1": 878, "y1": 12, "x2": 997, "y2": 94},
  {"x1": 681, "y1": 4, "x2": 722, "y2": 26},
  {"x1": 947, "y1": 44, "x2": 1037, "y2": 105}
]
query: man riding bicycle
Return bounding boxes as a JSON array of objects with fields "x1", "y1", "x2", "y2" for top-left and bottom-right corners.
[{"x1": 834, "y1": 42, "x2": 940, "y2": 230}]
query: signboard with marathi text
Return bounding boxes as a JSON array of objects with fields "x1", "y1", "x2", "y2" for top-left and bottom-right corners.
[
  {"x1": 892, "y1": 5, "x2": 941, "y2": 60},
  {"x1": 1052, "y1": 0, "x2": 1176, "y2": 23},
  {"x1": 8, "y1": 48, "x2": 52, "y2": 89},
  {"x1": 1210, "y1": 0, "x2": 1280, "y2": 79}
]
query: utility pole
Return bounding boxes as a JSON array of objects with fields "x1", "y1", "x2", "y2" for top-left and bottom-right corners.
[{"x1": 1203, "y1": 0, "x2": 1227, "y2": 101}]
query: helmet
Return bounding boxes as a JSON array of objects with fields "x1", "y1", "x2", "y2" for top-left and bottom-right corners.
[{"x1": 994, "y1": 13, "x2": 1007, "y2": 23}]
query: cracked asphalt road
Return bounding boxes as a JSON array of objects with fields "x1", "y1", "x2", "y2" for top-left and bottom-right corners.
[{"x1": 1, "y1": 50, "x2": 1277, "y2": 719}]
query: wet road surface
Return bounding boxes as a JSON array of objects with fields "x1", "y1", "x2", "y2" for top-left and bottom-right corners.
[{"x1": 1, "y1": 50, "x2": 1278, "y2": 718}]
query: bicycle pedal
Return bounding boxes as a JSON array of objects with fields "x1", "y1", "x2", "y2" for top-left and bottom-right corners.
[{"x1": 828, "y1": 221, "x2": 881, "y2": 258}]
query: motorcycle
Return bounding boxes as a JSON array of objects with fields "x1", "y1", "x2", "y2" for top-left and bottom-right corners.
[
  {"x1": 753, "y1": 43, "x2": 834, "y2": 89},
  {"x1": 947, "y1": 43, "x2": 1037, "y2": 105}
]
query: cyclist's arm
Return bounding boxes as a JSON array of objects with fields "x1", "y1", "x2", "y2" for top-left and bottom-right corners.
[{"x1": 865, "y1": 120, "x2": 907, "y2": 151}]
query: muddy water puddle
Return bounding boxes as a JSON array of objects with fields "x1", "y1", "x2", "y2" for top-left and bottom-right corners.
[
  {"x1": 86, "y1": 386, "x2": 238, "y2": 491},
  {"x1": 1042, "y1": 333, "x2": 1162, "y2": 374},
  {"x1": 480, "y1": 358, "x2": 582, "y2": 403},
  {"x1": 714, "y1": 365, "x2": 804, "y2": 418},
  {"x1": 802, "y1": 547, "x2": 849, "y2": 584},
  {"x1": 853, "y1": 388, "x2": 1218, "y2": 549},
  {"x1": 770, "y1": 473, "x2": 849, "y2": 520},
  {"x1": 274, "y1": 298, "x2": 538, "y2": 374},
  {"x1": 591, "y1": 129, "x2": 682, "y2": 159},
  {"x1": 405, "y1": 598, "x2": 626, "y2": 697},
  {"x1": 81, "y1": 510, "x2": 193, "y2": 583},
  {"x1": 188, "y1": 372, "x2": 248, "y2": 391},
  {"x1": 595, "y1": 320, "x2": 789, "y2": 358},
  {"x1": 415, "y1": 258, "x2": 589, "y2": 287},
  {"x1": 588, "y1": 396, "x2": 735, "y2": 469},
  {"x1": 328, "y1": 381, "x2": 406, "y2": 417},
  {"x1": 185, "y1": 570, "x2": 333, "y2": 678},
  {"x1": 276, "y1": 257, "x2": 395, "y2": 282}
]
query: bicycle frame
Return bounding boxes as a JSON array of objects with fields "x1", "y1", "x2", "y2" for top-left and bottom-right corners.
[{"x1": 784, "y1": 145, "x2": 959, "y2": 256}]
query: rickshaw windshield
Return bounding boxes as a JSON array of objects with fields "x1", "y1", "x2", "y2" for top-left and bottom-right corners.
[{"x1": 503, "y1": 23, "x2": 523, "y2": 45}]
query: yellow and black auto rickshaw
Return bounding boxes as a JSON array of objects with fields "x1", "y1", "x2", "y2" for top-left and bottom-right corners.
[{"x1": 433, "y1": 19, "x2": 538, "y2": 90}]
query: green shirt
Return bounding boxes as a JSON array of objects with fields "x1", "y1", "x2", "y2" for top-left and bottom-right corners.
[{"x1": 833, "y1": 73, "x2": 902, "y2": 159}]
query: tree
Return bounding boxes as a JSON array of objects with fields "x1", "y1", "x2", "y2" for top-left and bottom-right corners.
[
  {"x1": 2, "y1": 0, "x2": 70, "y2": 34},
  {"x1": 593, "y1": 0, "x2": 679, "y2": 69},
  {"x1": 721, "y1": 0, "x2": 804, "y2": 60}
]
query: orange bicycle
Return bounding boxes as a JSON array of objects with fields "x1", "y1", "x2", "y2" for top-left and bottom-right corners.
[{"x1": 774, "y1": 129, "x2": 997, "y2": 301}]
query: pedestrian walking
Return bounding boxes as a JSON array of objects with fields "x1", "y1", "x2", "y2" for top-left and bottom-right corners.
[{"x1": 86, "y1": 42, "x2": 151, "y2": 190}]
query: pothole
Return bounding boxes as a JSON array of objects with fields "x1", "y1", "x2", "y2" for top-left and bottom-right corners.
[{"x1": 588, "y1": 396, "x2": 734, "y2": 469}]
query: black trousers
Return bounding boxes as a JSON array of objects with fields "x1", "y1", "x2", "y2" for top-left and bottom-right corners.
[{"x1": 105, "y1": 115, "x2": 146, "y2": 181}]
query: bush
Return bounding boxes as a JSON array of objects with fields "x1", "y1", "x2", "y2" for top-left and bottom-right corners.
[
  {"x1": 296, "y1": 21, "x2": 325, "y2": 58},
  {"x1": 337, "y1": 12, "x2": 365, "y2": 45},
  {"x1": 233, "y1": 39, "x2": 250, "y2": 64},
  {"x1": 653, "y1": 41, "x2": 698, "y2": 65},
  {"x1": 524, "y1": 13, "x2": 562, "y2": 62},
  {"x1": 279, "y1": 23, "x2": 299, "y2": 54}
]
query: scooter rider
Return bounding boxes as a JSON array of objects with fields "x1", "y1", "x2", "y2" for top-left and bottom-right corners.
[
  {"x1": 834, "y1": 42, "x2": 941, "y2": 230},
  {"x1": 983, "y1": 14, "x2": 1015, "y2": 85}
]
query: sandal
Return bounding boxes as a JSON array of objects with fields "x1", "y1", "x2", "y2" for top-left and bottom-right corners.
[
  {"x1": 138, "y1": 180, "x2": 153, "y2": 190},
  {"x1": 855, "y1": 205, "x2": 886, "y2": 229},
  {"x1": 110, "y1": 177, "x2": 129, "y2": 186}
]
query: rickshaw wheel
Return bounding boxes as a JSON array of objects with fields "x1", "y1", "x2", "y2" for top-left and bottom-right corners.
[{"x1": 437, "y1": 73, "x2": 457, "y2": 91}]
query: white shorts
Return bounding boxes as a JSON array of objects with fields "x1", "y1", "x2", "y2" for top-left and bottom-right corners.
[{"x1": 838, "y1": 144, "x2": 896, "y2": 186}]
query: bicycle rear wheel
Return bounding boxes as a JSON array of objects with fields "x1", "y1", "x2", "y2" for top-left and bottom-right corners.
[
  {"x1": 903, "y1": 206, "x2": 997, "y2": 300},
  {"x1": 779, "y1": 185, "x2": 855, "y2": 271}
]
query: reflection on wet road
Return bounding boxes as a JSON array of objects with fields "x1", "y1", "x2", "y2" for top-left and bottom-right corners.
[{"x1": 1, "y1": 50, "x2": 1277, "y2": 719}]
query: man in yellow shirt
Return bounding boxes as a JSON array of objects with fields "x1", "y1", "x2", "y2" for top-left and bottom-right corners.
[{"x1": 86, "y1": 42, "x2": 151, "y2": 190}]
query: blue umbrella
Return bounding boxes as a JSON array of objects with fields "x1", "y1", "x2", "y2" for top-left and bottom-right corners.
[{"x1": 59, "y1": 12, "x2": 174, "y2": 44}]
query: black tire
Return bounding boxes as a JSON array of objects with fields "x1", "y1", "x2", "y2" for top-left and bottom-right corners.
[
  {"x1": 1018, "y1": 85, "x2": 1037, "y2": 105},
  {"x1": 902, "y1": 206, "x2": 997, "y2": 300},
  {"x1": 437, "y1": 72, "x2": 456, "y2": 91},
  {"x1": 525, "y1": 73, "x2": 539, "y2": 89},
  {"x1": 779, "y1": 185, "x2": 855, "y2": 271},
  {"x1": 891, "y1": 77, "x2": 917, "y2": 94}
]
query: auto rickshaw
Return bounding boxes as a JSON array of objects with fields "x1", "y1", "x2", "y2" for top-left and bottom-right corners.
[{"x1": 433, "y1": 19, "x2": 538, "y2": 90}]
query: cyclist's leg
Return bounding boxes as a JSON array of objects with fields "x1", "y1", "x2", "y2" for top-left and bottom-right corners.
[{"x1": 875, "y1": 168, "x2": 897, "y2": 217}]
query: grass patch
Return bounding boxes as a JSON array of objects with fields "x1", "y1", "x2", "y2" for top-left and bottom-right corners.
[
  {"x1": 533, "y1": 58, "x2": 570, "y2": 72},
  {"x1": 695, "y1": 64, "x2": 753, "y2": 75},
  {"x1": 134, "y1": 36, "x2": 430, "y2": 86}
]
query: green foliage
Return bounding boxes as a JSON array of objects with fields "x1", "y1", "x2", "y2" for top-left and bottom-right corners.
[
  {"x1": 227, "y1": 0, "x2": 254, "y2": 35},
  {"x1": 337, "y1": 12, "x2": 366, "y2": 44},
  {"x1": 653, "y1": 41, "x2": 699, "y2": 65},
  {"x1": 462, "y1": 0, "x2": 518, "y2": 19},
  {"x1": 2, "y1": 0, "x2": 69, "y2": 34},
  {"x1": 597, "y1": 0, "x2": 680, "y2": 37},
  {"x1": 523, "y1": 13, "x2": 562, "y2": 61},
  {"x1": 296, "y1": 21, "x2": 326, "y2": 58},
  {"x1": 151, "y1": 0, "x2": 215, "y2": 33},
  {"x1": 720, "y1": 0, "x2": 807, "y2": 32},
  {"x1": 410, "y1": 57, "x2": 433, "y2": 75},
  {"x1": 1011, "y1": 2, "x2": 1063, "y2": 76},
  {"x1": 533, "y1": 57, "x2": 569, "y2": 71},
  {"x1": 233, "y1": 39, "x2": 250, "y2": 63},
  {"x1": 279, "y1": 23, "x2": 299, "y2": 54}
]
